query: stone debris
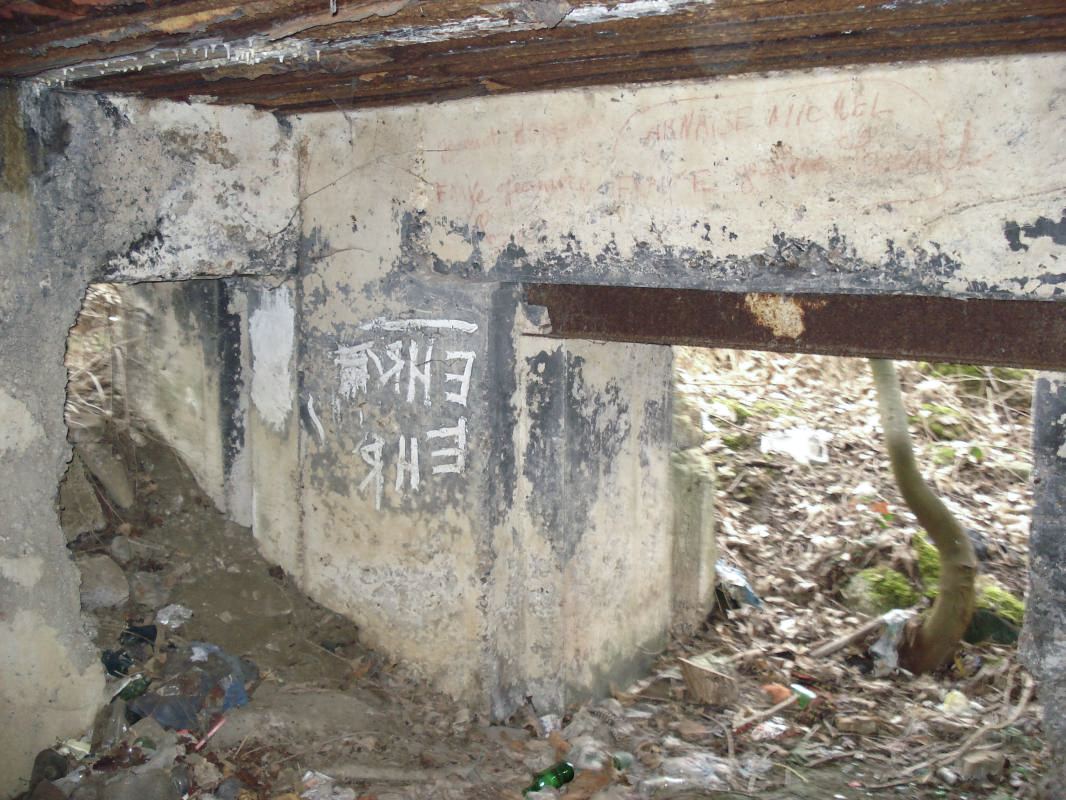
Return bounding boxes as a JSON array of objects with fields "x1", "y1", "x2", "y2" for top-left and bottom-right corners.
[
  {"x1": 76, "y1": 554, "x2": 129, "y2": 610},
  {"x1": 76, "y1": 441, "x2": 135, "y2": 510},
  {"x1": 58, "y1": 453, "x2": 105, "y2": 542}
]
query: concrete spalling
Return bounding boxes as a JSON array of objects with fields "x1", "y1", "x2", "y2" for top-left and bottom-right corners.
[{"x1": 2, "y1": 51, "x2": 1066, "y2": 794}]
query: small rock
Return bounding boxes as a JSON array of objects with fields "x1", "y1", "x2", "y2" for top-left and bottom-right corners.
[
  {"x1": 76, "y1": 442, "x2": 135, "y2": 510},
  {"x1": 959, "y1": 750, "x2": 1005, "y2": 781},
  {"x1": 936, "y1": 767, "x2": 959, "y2": 785},
  {"x1": 77, "y1": 555, "x2": 129, "y2": 610},
  {"x1": 129, "y1": 571, "x2": 170, "y2": 608},
  {"x1": 186, "y1": 753, "x2": 223, "y2": 790},
  {"x1": 59, "y1": 454, "x2": 105, "y2": 541},
  {"x1": 835, "y1": 715, "x2": 879, "y2": 735},
  {"x1": 108, "y1": 535, "x2": 155, "y2": 566}
]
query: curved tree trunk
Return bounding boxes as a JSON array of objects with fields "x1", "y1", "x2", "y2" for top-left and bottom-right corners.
[{"x1": 869, "y1": 359, "x2": 978, "y2": 673}]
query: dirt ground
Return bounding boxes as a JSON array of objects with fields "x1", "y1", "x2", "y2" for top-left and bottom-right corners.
[{"x1": 37, "y1": 346, "x2": 1048, "y2": 800}]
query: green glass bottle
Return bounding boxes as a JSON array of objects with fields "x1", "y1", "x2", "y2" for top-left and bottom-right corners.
[{"x1": 523, "y1": 760, "x2": 575, "y2": 794}]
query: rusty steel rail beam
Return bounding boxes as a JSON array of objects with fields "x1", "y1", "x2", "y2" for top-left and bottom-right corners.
[{"x1": 523, "y1": 283, "x2": 1066, "y2": 369}]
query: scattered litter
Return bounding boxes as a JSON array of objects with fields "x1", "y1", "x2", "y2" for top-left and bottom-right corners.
[
  {"x1": 714, "y1": 560, "x2": 761, "y2": 608},
  {"x1": 299, "y1": 769, "x2": 357, "y2": 800},
  {"x1": 523, "y1": 760, "x2": 575, "y2": 794},
  {"x1": 538, "y1": 713, "x2": 562, "y2": 735},
  {"x1": 936, "y1": 766, "x2": 959, "y2": 785},
  {"x1": 870, "y1": 608, "x2": 915, "y2": 676},
  {"x1": 940, "y1": 689, "x2": 974, "y2": 716},
  {"x1": 749, "y1": 718, "x2": 789, "y2": 742},
  {"x1": 57, "y1": 739, "x2": 91, "y2": 759},
  {"x1": 759, "y1": 426, "x2": 832, "y2": 464},
  {"x1": 640, "y1": 752, "x2": 731, "y2": 794},
  {"x1": 125, "y1": 641, "x2": 256, "y2": 732},
  {"x1": 156, "y1": 603, "x2": 193, "y2": 629},
  {"x1": 835, "y1": 715, "x2": 879, "y2": 735}
]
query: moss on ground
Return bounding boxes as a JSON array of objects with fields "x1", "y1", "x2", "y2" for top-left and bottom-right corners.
[
  {"x1": 977, "y1": 580, "x2": 1025, "y2": 626},
  {"x1": 845, "y1": 566, "x2": 920, "y2": 615}
]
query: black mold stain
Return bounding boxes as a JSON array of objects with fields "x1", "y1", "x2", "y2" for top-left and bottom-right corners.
[
  {"x1": 217, "y1": 279, "x2": 244, "y2": 476},
  {"x1": 24, "y1": 89, "x2": 71, "y2": 175},
  {"x1": 563, "y1": 355, "x2": 630, "y2": 557},
  {"x1": 102, "y1": 218, "x2": 164, "y2": 279},
  {"x1": 484, "y1": 285, "x2": 519, "y2": 528},
  {"x1": 95, "y1": 96, "x2": 129, "y2": 129},
  {"x1": 1028, "y1": 377, "x2": 1066, "y2": 593},
  {"x1": 472, "y1": 220, "x2": 997, "y2": 297},
  {"x1": 523, "y1": 348, "x2": 631, "y2": 563},
  {"x1": 523, "y1": 347, "x2": 566, "y2": 549},
  {"x1": 638, "y1": 396, "x2": 669, "y2": 470},
  {"x1": 272, "y1": 111, "x2": 293, "y2": 137},
  {"x1": 1005, "y1": 211, "x2": 1066, "y2": 252}
]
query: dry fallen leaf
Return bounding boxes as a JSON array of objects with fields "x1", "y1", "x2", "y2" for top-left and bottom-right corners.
[
  {"x1": 564, "y1": 762, "x2": 614, "y2": 799},
  {"x1": 548, "y1": 729, "x2": 570, "y2": 758}
]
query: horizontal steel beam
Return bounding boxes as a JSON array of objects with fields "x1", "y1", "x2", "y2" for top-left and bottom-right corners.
[{"x1": 523, "y1": 283, "x2": 1066, "y2": 369}]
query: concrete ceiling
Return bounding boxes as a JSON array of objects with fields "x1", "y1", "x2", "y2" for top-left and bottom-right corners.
[{"x1": 2, "y1": 0, "x2": 1066, "y2": 113}]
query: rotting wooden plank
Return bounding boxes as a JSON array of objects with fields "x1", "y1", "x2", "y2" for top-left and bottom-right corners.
[{"x1": 3, "y1": 0, "x2": 1066, "y2": 111}]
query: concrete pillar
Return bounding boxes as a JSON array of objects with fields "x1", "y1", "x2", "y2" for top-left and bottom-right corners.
[
  {"x1": 1020, "y1": 374, "x2": 1066, "y2": 798},
  {"x1": 670, "y1": 448, "x2": 717, "y2": 632},
  {"x1": 247, "y1": 238, "x2": 684, "y2": 715}
]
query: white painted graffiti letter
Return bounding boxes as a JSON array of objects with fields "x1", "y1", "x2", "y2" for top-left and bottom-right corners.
[
  {"x1": 358, "y1": 435, "x2": 384, "y2": 510},
  {"x1": 407, "y1": 340, "x2": 434, "y2": 406},
  {"x1": 444, "y1": 351, "x2": 476, "y2": 406},
  {"x1": 427, "y1": 417, "x2": 467, "y2": 475},
  {"x1": 396, "y1": 435, "x2": 421, "y2": 494}
]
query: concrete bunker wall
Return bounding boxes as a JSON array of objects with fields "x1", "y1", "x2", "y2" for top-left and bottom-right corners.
[
  {"x1": 3, "y1": 50, "x2": 1066, "y2": 793},
  {"x1": 0, "y1": 87, "x2": 297, "y2": 795}
]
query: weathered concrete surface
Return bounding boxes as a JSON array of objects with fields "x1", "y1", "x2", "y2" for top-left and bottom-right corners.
[
  {"x1": 1021, "y1": 374, "x2": 1066, "y2": 797},
  {"x1": 670, "y1": 449, "x2": 717, "y2": 633},
  {"x1": 280, "y1": 103, "x2": 686, "y2": 715},
  {"x1": 120, "y1": 280, "x2": 252, "y2": 524},
  {"x1": 0, "y1": 84, "x2": 296, "y2": 795},
  {"x1": 294, "y1": 55, "x2": 1066, "y2": 303}
]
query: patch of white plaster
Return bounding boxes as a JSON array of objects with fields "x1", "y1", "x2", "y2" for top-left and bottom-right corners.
[
  {"x1": 567, "y1": 0, "x2": 704, "y2": 24},
  {"x1": 0, "y1": 390, "x2": 44, "y2": 455},
  {"x1": 250, "y1": 287, "x2": 295, "y2": 431},
  {"x1": 0, "y1": 556, "x2": 43, "y2": 589},
  {"x1": 357, "y1": 318, "x2": 479, "y2": 333},
  {"x1": 306, "y1": 395, "x2": 326, "y2": 444}
]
